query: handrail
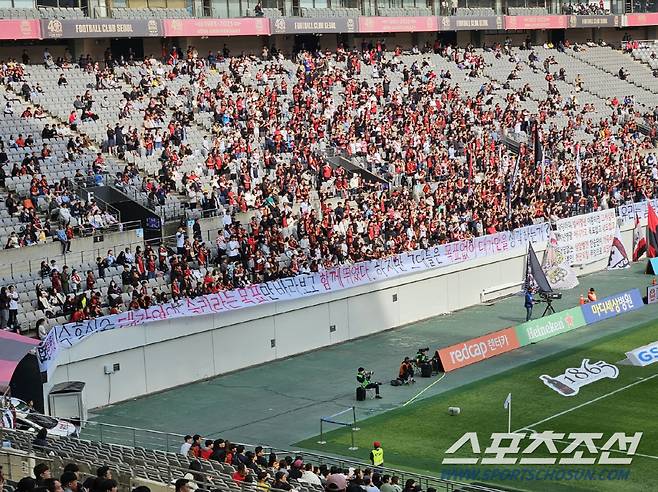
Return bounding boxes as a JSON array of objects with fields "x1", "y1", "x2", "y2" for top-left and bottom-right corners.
[{"x1": 0, "y1": 221, "x2": 143, "y2": 279}]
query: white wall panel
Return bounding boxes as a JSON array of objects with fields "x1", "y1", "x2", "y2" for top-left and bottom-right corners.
[
  {"x1": 144, "y1": 331, "x2": 214, "y2": 393},
  {"x1": 212, "y1": 318, "x2": 275, "y2": 374},
  {"x1": 347, "y1": 288, "x2": 400, "y2": 339},
  {"x1": 274, "y1": 304, "x2": 331, "y2": 359},
  {"x1": 328, "y1": 299, "x2": 349, "y2": 344}
]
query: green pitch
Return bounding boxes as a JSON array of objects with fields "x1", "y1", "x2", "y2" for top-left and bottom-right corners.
[{"x1": 296, "y1": 321, "x2": 658, "y2": 492}]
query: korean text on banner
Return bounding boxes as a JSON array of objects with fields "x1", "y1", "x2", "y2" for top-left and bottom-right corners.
[
  {"x1": 437, "y1": 327, "x2": 520, "y2": 372},
  {"x1": 554, "y1": 209, "x2": 616, "y2": 265},
  {"x1": 36, "y1": 222, "x2": 548, "y2": 378},
  {"x1": 515, "y1": 307, "x2": 586, "y2": 346},
  {"x1": 580, "y1": 289, "x2": 644, "y2": 324}
]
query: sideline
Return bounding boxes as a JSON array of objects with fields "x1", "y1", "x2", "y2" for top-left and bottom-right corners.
[
  {"x1": 402, "y1": 373, "x2": 447, "y2": 407},
  {"x1": 515, "y1": 372, "x2": 658, "y2": 431}
]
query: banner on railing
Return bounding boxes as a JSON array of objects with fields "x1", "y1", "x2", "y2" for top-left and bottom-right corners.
[
  {"x1": 271, "y1": 17, "x2": 357, "y2": 34},
  {"x1": 625, "y1": 13, "x2": 658, "y2": 27},
  {"x1": 504, "y1": 15, "x2": 568, "y2": 30},
  {"x1": 358, "y1": 15, "x2": 439, "y2": 33},
  {"x1": 162, "y1": 18, "x2": 270, "y2": 37},
  {"x1": 438, "y1": 15, "x2": 503, "y2": 31},
  {"x1": 567, "y1": 15, "x2": 621, "y2": 28},
  {"x1": 554, "y1": 209, "x2": 616, "y2": 265},
  {"x1": 617, "y1": 199, "x2": 658, "y2": 224},
  {"x1": 41, "y1": 18, "x2": 162, "y2": 39},
  {"x1": 37, "y1": 222, "x2": 549, "y2": 377},
  {"x1": 0, "y1": 19, "x2": 41, "y2": 40}
]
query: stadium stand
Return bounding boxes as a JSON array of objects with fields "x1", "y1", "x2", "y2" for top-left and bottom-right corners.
[
  {"x1": 507, "y1": 7, "x2": 550, "y2": 15},
  {"x1": 0, "y1": 39, "x2": 655, "y2": 340},
  {"x1": 0, "y1": 7, "x2": 84, "y2": 19},
  {"x1": 110, "y1": 7, "x2": 192, "y2": 19},
  {"x1": 261, "y1": 7, "x2": 283, "y2": 18},
  {"x1": 377, "y1": 7, "x2": 433, "y2": 16},
  {"x1": 0, "y1": 426, "x2": 488, "y2": 492},
  {"x1": 631, "y1": 40, "x2": 658, "y2": 72},
  {"x1": 300, "y1": 8, "x2": 360, "y2": 17},
  {"x1": 454, "y1": 7, "x2": 496, "y2": 16}
]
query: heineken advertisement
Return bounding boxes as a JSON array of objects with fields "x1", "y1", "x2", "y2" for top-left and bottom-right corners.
[{"x1": 515, "y1": 307, "x2": 586, "y2": 346}]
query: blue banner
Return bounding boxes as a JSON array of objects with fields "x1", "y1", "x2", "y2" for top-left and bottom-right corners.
[{"x1": 581, "y1": 289, "x2": 645, "y2": 324}]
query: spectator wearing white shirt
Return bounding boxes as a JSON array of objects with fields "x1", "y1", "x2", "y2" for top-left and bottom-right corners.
[
  {"x1": 8, "y1": 285, "x2": 19, "y2": 331},
  {"x1": 227, "y1": 236, "x2": 240, "y2": 262},
  {"x1": 176, "y1": 227, "x2": 186, "y2": 254},
  {"x1": 180, "y1": 435, "x2": 193, "y2": 455}
]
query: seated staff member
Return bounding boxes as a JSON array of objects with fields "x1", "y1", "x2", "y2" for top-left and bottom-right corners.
[{"x1": 357, "y1": 367, "x2": 382, "y2": 399}]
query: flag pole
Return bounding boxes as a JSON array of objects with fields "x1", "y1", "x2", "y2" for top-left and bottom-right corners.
[{"x1": 508, "y1": 396, "x2": 512, "y2": 434}]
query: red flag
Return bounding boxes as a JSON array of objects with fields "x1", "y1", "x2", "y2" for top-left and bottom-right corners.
[
  {"x1": 648, "y1": 203, "x2": 658, "y2": 258},
  {"x1": 633, "y1": 213, "x2": 647, "y2": 261}
]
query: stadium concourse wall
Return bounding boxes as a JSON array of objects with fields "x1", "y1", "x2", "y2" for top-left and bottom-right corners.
[
  {"x1": 1, "y1": 14, "x2": 658, "y2": 62},
  {"x1": 0, "y1": 227, "x2": 144, "y2": 278},
  {"x1": 43, "y1": 219, "x2": 637, "y2": 412}
]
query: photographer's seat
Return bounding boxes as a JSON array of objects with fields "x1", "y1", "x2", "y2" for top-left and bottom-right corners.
[{"x1": 356, "y1": 386, "x2": 377, "y2": 401}]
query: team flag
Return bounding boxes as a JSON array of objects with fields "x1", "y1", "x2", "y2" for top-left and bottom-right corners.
[
  {"x1": 648, "y1": 202, "x2": 658, "y2": 258},
  {"x1": 633, "y1": 213, "x2": 647, "y2": 261},
  {"x1": 607, "y1": 227, "x2": 631, "y2": 270}
]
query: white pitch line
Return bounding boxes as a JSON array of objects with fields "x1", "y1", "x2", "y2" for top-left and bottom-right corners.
[
  {"x1": 402, "y1": 373, "x2": 446, "y2": 407},
  {"x1": 516, "y1": 372, "x2": 658, "y2": 432}
]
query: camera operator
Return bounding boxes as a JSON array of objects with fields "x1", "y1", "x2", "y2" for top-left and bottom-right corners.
[
  {"x1": 357, "y1": 367, "x2": 382, "y2": 399},
  {"x1": 415, "y1": 348, "x2": 429, "y2": 365},
  {"x1": 397, "y1": 357, "x2": 415, "y2": 384}
]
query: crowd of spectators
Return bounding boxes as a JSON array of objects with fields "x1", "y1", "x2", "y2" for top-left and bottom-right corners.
[
  {"x1": 562, "y1": 1, "x2": 609, "y2": 15},
  {"x1": 1, "y1": 461, "x2": 121, "y2": 492},
  {"x1": 2, "y1": 37, "x2": 658, "y2": 335},
  {"x1": 176, "y1": 434, "x2": 417, "y2": 492}
]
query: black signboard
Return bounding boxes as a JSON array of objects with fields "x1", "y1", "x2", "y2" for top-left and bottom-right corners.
[
  {"x1": 567, "y1": 15, "x2": 621, "y2": 28},
  {"x1": 438, "y1": 15, "x2": 504, "y2": 31},
  {"x1": 271, "y1": 17, "x2": 357, "y2": 34},
  {"x1": 41, "y1": 18, "x2": 162, "y2": 39}
]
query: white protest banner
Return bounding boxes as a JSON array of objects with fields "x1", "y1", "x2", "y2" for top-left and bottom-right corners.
[
  {"x1": 554, "y1": 209, "x2": 616, "y2": 265},
  {"x1": 37, "y1": 222, "x2": 550, "y2": 377},
  {"x1": 617, "y1": 199, "x2": 658, "y2": 224}
]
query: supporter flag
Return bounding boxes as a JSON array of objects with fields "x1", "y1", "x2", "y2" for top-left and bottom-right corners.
[
  {"x1": 574, "y1": 143, "x2": 583, "y2": 190},
  {"x1": 533, "y1": 123, "x2": 543, "y2": 168},
  {"x1": 468, "y1": 148, "x2": 473, "y2": 193},
  {"x1": 648, "y1": 202, "x2": 658, "y2": 258},
  {"x1": 542, "y1": 230, "x2": 579, "y2": 290},
  {"x1": 525, "y1": 243, "x2": 552, "y2": 293},
  {"x1": 607, "y1": 227, "x2": 631, "y2": 270},
  {"x1": 1, "y1": 408, "x2": 13, "y2": 429},
  {"x1": 633, "y1": 213, "x2": 647, "y2": 262},
  {"x1": 507, "y1": 153, "x2": 521, "y2": 220}
]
